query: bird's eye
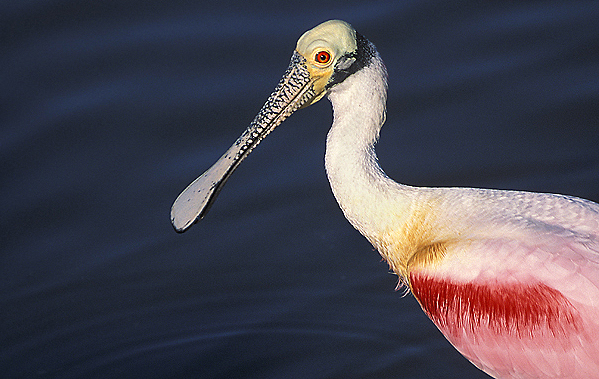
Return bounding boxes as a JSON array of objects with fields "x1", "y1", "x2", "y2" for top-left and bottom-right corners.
[{"x1": 315, "y1": 50, "x2": 331, "y2": 64}]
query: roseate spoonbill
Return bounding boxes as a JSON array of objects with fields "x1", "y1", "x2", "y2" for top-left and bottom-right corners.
[{"x1": 171, "y1": 20, "x2": 599, "y2": 379}]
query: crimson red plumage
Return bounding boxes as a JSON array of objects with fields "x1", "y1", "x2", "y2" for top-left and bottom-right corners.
[{"x1": 410, "y1": 273, "x2": 581, "y2": 338}]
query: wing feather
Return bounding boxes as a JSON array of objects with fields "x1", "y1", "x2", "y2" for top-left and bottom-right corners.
[{"x1": 406, "y1": 189, "x2": 599, "y2": 378}]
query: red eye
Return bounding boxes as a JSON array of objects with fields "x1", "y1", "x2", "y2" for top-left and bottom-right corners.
[{"x1": 315, "y1": 50, "x2": 331, "y2": 64}]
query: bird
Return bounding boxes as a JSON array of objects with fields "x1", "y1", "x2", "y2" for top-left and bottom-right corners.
[{"x1": 171, "y1": 20, "x2": 599, "y2": 379}]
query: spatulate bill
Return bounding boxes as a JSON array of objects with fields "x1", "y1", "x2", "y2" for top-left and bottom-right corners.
[{"x1": 171, "y1": 52, "x2": 316, "y2": 232}]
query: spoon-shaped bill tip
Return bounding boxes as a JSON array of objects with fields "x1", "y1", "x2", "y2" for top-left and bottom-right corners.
[{"x1": 170, "y1": 152, "x2": 234, "y2": 232}]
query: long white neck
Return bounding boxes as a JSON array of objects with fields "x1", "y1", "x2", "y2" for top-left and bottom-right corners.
[{"x1": 324, "y1": 55, "x2": 415, "y2": 243}]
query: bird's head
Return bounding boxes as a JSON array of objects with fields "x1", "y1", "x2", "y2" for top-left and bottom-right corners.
[
  {"x1": 171, "y1": 20, "x2": 377, "y2": 232},
  {"x1": 294, "y1": 19, "x2": 360, "y2": 105}
]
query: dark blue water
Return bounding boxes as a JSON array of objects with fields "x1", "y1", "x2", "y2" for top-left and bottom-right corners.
[{"x1": 2, "y1": 1, "x2": 599, "y2": 378}]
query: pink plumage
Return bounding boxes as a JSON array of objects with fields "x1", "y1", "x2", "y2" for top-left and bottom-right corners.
[{"x1": 407, "y1": 192, "x2": 599, "y2": 378}]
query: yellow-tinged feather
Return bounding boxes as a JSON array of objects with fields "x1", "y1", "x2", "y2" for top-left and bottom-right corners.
[{"x1": 370, "y1": 197, "x2": 452, "y2": 280}]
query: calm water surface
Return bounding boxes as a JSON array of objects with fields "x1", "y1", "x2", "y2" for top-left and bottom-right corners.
[{"x1": 2, "y1": 1, "x2": 599, "y2": 378}]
